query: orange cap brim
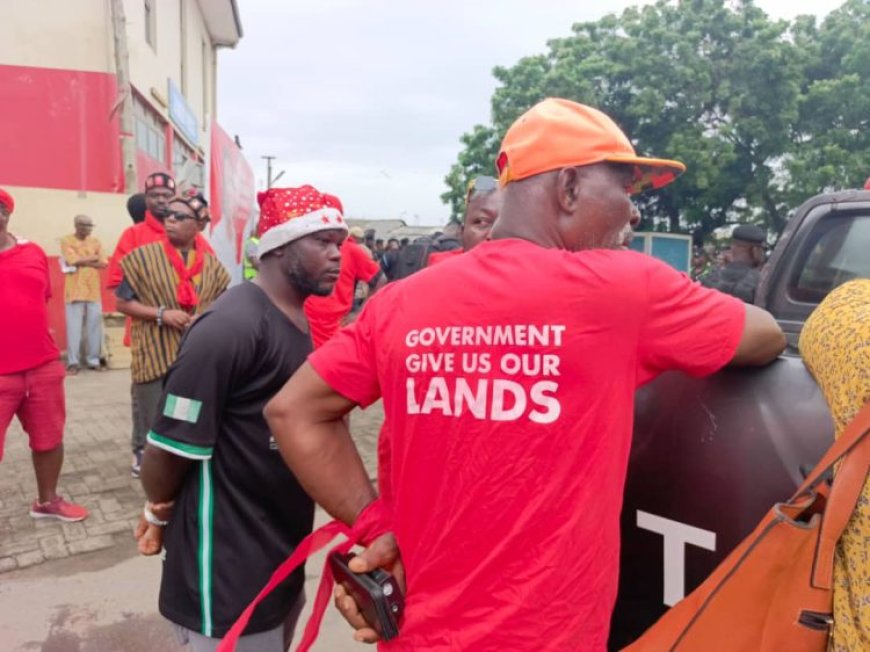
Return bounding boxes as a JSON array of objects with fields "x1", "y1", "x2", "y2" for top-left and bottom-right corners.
[{"x1": 604, "y1": 154, "x2": 687, "y2": 195}]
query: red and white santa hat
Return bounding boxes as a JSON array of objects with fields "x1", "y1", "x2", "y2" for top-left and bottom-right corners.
[{"x1": 256, "y1": 185, "x2": 347, "y2": 257}]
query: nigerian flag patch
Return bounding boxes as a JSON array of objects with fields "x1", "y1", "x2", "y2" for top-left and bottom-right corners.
[{"x1": 163, "y1": 394, "x2": 202, "y2": 424}]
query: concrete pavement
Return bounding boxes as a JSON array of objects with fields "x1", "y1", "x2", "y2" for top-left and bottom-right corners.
[
  {"x1": 0, "y1": 366, "x2": 384, "y2": 651},
  {"x1": 0, "y1": 369, "x2": 145, "y2": 572}
]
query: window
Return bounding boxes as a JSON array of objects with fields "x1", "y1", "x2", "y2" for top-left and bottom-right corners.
[
  {"x1": 134, "y1": 95, "x2": 166, "y2": 162},
  {"x1": 790, "y1": 214, "x2": 870, "y2": 303},
  {"x1": 144, "y1": 0, "x2": 156, "y2": 49},
  {"x1": 173, "y1": 137, "x2": 204, "y2": 189}
]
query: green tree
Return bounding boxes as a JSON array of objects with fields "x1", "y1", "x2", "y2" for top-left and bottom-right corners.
[
  {"x1": 443, "y1": 0, "x2": 867, "y2": 239},
  {"x1": 785, "y1": 0, "x2": 870, "y2": 212}
]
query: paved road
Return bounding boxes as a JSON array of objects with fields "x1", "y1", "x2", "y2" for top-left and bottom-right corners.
[{"x1": 0, "y1": 367, "x2": 384, "y2": 651}]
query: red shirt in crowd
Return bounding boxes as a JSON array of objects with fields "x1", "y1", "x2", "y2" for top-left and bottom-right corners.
[
  {"x1": 309, "y1": 239, "x2": 745, "y2": 651},
  {"x1": 426, "y1": 248, "x2": 463, "y2": 267},
  {"x1": 0, "y1": 240, "x2": 60, "y2": 375},
  {"x1": 304, "y1": 238, "x2": 381, "y2": 348}
]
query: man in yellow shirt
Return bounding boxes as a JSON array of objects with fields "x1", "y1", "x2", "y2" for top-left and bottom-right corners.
[{"x1": 60, "y1": 215, "x2": 106, "y2": 374}]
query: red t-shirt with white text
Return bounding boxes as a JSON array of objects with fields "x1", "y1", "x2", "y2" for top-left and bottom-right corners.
[
  {"x1": 0, "y1": 241, "x2": 60, "y2": 374},
  {"x1": 309, "y1": 239, "x2": 745, "y2": 651},
  {"x1": 304, "y1": 238, "x2": 381, "y2": 347}
]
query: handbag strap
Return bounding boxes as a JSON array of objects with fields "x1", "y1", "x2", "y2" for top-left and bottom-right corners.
[
  {"x1": 792, "y1": 402, "x2": 870, "y2": 590},
  {"x1": 790, "y1": 402, "x2": 870, "y2": 500},
  {"x1": 811, "y1": 414, "x2": 870, "y2": 589}
]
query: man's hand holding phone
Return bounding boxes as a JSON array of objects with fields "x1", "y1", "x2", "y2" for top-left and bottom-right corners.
[{"x1": 333, "y1": 532, "x2": 405, "y2": 644}]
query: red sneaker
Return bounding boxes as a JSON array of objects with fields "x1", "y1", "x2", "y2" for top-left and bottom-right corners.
[{"x1": 30, "y1": 496, "x2": 89, "y2": 522}]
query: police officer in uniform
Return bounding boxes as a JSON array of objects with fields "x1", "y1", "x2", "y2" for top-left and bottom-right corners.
[{"x1": 700, "y1": 224, "x2": 766, "y2": 303}]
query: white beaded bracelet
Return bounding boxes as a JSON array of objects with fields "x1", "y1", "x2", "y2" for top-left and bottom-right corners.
[{"x1": 144, "y1": 504, "x2": 169, "y2": 527}]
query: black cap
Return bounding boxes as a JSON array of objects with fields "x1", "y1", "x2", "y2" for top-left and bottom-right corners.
[{"x1": 732, "y1": 224, "x2": 766, "y2": 245}]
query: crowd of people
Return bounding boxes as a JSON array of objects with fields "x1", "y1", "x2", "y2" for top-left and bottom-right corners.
[{"x1": 0, "y1": 96, "x2": 866, "y2": 652}]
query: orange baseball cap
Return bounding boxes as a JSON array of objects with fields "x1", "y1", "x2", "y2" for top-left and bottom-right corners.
[{"x1": 496, "y1": 98, "x2": 686, "y2": 194}]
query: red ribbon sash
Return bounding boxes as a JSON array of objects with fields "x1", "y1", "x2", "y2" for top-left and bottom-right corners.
[
  {"x1": 161, "y1": 238, "x2": 204, "y2": 310},
  {"x1": 217, "y1": 499, "x2": 393, "y2": 652}
]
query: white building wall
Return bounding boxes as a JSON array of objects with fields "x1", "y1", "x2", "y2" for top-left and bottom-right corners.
[{"x1": 0, "y1": 0, "x2": 111, "y2": 72}]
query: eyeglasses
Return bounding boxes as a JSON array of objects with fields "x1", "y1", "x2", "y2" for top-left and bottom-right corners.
[
  {"x1": 465, "y1": 176, "x2": 498, "y2": 203},
  {"x1": 166, "y1": 211, "x2": 198, "y2": 222}
]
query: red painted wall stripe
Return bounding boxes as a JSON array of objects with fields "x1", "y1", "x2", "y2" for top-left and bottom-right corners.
[{"x1": 0, "y1": 65, "x2": 123, "y2": 193}]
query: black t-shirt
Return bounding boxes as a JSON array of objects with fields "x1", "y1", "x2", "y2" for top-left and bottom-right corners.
[{"x1": 148, "y1": 282, "x2": 315, "y2": 638}]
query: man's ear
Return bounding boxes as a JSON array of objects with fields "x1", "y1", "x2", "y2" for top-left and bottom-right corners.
[
  {"x1": 555, "y1": 167, "x2": 580, "y2": 214},
  {"x1": 753, "y1": 245, "x2": 765, "y2": 265}
]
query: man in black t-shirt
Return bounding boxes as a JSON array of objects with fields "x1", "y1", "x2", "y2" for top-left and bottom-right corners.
[{"x1": 136, "y1": 185, "x2": 348, "y2": 651}]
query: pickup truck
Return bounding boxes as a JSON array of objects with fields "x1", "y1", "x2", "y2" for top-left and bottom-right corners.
[{"x1": 609, "y1": 187, "x2": 870, "y2": 649}]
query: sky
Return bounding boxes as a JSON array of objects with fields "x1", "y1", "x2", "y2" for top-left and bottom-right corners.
[{"x1": 217, "y1": 0, "x2": 848, "y2": 226}]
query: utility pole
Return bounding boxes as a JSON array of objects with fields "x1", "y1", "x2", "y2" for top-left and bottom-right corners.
[
  {"x1": 262, "y1": 155, "x2": 276, "y2": 189},
  {"x1": 261, "y1": 155, "x2": 285, "y2": 189},
  {"x1": 111, "y1": 0, "x2": 137, "y2": 193}
]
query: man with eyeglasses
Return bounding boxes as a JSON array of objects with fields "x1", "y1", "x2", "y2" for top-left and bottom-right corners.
[
  {"x1": 428, "y1": 176, "x2": 501, "y2": 267},
  {"x1": 115, "y1": 195, "x2": 229, "y2": 479},
  {"x1": 107, "y1": 173, "x2": 216, "y2": 476},
  {"x1": 60, "y1": 214, "x2": 107, "y2": 374}
]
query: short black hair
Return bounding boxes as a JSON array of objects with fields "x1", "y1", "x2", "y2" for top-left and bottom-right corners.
[{"x1": 126, "y1": 193, "x2": 147, "y2": 224}]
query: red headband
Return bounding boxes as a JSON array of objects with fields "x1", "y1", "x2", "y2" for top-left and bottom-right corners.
[{"x1": 0, "y1": 188, "x2": 14, "y2": 214}]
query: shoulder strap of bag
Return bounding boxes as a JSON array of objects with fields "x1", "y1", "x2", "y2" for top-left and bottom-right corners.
[
  {"x1": 811, "y1": 403, "x2": 870, "y2": 589},
  {"x1": 789, "y1": 402, "x2": 870, "y2": 590},
  {"x1": 790, "y1": 402, "x2": 870, "y2": 500}
]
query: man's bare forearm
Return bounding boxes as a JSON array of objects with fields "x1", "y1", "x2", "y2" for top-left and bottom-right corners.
[
  {"x1": 140, "y1": 445, "x2": 193, "y2": 504},
  {"x1": 116, "y1": 298, "x2": 158, "y2": 321}
]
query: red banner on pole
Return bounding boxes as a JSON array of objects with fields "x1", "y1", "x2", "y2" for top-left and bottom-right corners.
[{"x1": 209, "y1": 121, "x2": 254, "y2": 265}]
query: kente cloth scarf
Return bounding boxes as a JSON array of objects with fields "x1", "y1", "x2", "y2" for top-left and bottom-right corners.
[
  {"x1": 161, "y1": 238, "x2": 204, "y2": 310},
  {"x1": 217, "y1": 499, "x2": 393, "y2": 652}
]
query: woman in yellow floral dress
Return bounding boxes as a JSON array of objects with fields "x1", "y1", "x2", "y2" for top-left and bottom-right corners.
[{"x1": 799, "y1": 278, "x2": 869, "y2": 651}]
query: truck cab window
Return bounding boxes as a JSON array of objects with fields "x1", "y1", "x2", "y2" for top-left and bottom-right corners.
[{"x1": 789, "y1": 214, "x2": 870, "y2": 304}]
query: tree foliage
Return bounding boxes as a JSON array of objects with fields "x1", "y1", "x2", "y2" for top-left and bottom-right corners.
[{"x1": 441, "y1": 0, "x2": 870, "y2": 238}]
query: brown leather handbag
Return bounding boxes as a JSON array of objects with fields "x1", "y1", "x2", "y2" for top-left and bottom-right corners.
[{"x1": 623, "y1": 402, "x2": 870, "y2": 652}]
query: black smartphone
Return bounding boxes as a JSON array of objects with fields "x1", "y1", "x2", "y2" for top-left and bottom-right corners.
[{"x1": 328, "y1": 551, "x2": 404, "y2": 640}]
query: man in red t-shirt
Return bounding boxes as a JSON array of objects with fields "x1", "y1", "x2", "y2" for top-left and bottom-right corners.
[
  {"x1": 428, "y1": 175, "x2": 501, "y2": 267},
  {"x1": 0, "y1": 188, "x2": 89, "y2": 522},
  {"x1": 262, "y1": 100, "x2": 786, "y2": 650},
  {"x1": 304, "y1": 229, "x2": 384, "y2": 348}
]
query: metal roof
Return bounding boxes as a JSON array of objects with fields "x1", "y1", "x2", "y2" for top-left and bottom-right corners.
[{"x1": 198, "y1": 0, "x2": 243, "y2": 47}]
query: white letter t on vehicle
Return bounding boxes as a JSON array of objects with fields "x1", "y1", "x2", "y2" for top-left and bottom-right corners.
[{"x1": 636, "y1": 511, "x2": 716, "y2": 607}]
